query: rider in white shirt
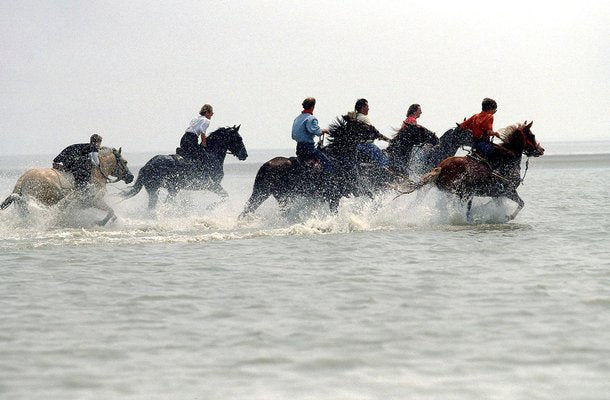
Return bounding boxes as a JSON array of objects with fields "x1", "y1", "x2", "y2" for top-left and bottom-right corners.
[{"x1": 178, "y1": 104, "x2": 214, "y2": 162}]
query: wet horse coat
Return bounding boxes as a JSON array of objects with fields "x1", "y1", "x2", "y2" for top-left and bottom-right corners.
[
  {"x1": 395, "y1": 122, "x2": 544, "y2": 222},
  {"x1": 1, "y1": 147, "x2": 133, "y2": 225}
]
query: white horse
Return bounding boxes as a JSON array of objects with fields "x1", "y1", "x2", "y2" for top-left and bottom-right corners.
[{"x1": 1, "y1": 147, "x2": 133, "y2": 225}]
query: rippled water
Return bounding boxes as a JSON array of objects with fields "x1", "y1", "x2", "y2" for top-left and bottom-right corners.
[{"x1": 1, "y1": 143, "x2": 609, "y2": 399}]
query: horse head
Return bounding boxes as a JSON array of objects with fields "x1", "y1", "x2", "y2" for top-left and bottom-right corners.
[
  {"x1": 497, "y1": 121, "x2": 544, "y2": 159},
  {"x1": 207, "y1": 125, "x2": 248, "y2": 160},
  {"x1": 521, "y1": 121, "x2": 544, "y2": 157},
  {"x1": 100, "y1": 147, "x2": 134, "y2": 184},
  {"x1": 115, "y1": 148, "x2": 135, "y2": 183}
]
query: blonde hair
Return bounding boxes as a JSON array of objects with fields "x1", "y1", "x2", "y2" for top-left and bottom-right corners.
[{"x1": 199, "y1": 104, "x2": 213, "y2": 115}]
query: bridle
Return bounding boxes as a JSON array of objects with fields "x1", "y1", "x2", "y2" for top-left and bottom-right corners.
[{"x1": 98, "y1": 149, "x2": 129, "y2": 183}]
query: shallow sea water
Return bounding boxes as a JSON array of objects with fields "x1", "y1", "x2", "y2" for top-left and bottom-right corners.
[{"x1": 0, "y1": 142, "x2": 609, "y2": 399}]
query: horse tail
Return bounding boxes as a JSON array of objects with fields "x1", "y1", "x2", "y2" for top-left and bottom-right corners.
[
  {"x1": 120, "y1": 173, "x2": 144, "y2": 199},
  {"x1": 1, "y1": 193, "x2": 20, "y2": 210},
  {"x1": 393, "y1": 167, "x2": 441, "y2": 198}
]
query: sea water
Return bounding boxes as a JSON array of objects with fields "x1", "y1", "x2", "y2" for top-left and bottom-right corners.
[{"x1": 0, "y1": 141, "x2": 609, "y2": 399}]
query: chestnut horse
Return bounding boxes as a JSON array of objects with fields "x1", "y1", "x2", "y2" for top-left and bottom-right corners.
[
  {"x1": 395, "y1": 121, "x2": 544, "y2": 222},
  {"x1": 1, "y1": 147, "x2": 133, "y2": 225}
]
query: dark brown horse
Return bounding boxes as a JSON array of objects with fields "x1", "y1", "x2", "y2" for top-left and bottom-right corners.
[
  {"x1": 239, "y1": 117, "x2": 375, "y2": 218},
  {"x1": 395, "y1": 121, "x2": 544, "y2": 222}
]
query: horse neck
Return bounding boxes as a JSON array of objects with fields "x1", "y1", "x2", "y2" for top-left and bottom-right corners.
[
  {"x1": 204, "y1": 137, "x2": 227, "y2": 167},
  {"x1": 436, "y1": 130, "x2": 463, "y2": 158},
  {"x1": 92, "y1": 150, "x2": 115, "y2": 187}
]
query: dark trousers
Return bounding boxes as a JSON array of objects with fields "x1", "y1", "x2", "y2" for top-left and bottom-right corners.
[
  {"x1": 179, "y1": 132, "x2": 208, "y2": 163},
  {"x1": 473, "y1": 140, "x2": 494, "y2": 158},
  {"x1": 296, "y1": 142, "x2": 333, "y2": 172}
]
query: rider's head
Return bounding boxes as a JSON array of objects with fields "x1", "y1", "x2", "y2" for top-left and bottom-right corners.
[
  {"x1": 200, "y1": 104, "x2": 214, "y2": 119},
  {"x1": 90, "y1": 134, "x2": 103, "y2": 149},
  {"x1": 482, "y1": 98, "x2": 497, "y2": 113},
  {"x1": 355, "y1": 98, "x2": 369, "y2": 115},
  {"x1": 407, "y1": 104, "x2": 421, "y2": 117},
  {"x1": 302, "y1": 97, "x2": 316, "y2": 111}
]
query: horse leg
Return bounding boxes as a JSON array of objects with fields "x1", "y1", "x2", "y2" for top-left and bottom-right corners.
[
  {"x1": 206, "y1": 184, "x2": 229, "y2": 210},
  {"x1": 147, "y1": 188, "x2": 159, "y2": 209},
  {"x1": 328, "y1": 196, "x2": 340, "y2": 214},
  {"x1": 504, "y1": 191, "x2": 525, "y2": 221},
  {"x1": 166, "y1": 187, "x2": 178, "y2": 205},
  {"x1": 94, "y1": 198, "x2": 116, "y2": 226},
  {"x1": 466, "y1": 197, "x2": 473, "y2": 223},
  {"x1": 239, "y1": 187, "x2": 271, "y2": 219}
]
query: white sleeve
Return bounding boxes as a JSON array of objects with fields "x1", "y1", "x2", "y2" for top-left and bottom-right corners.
[
  {"x1": 201, "y1": 118, "x2": 211, "y2": 135},
  {"x1": 89, "y1": 151, "x2": 100, "y2": 167}
]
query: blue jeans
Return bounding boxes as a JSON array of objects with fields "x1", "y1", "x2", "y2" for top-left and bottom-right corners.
[
  {"x1": 296, "y1": 142, "x2": 333, "y2": 172},
  {"x1": 473, "y1": 140, "x2": 494, "y2": 158},
  {"x1": 357, "y1": 142, "x2": 388, "y2": 167}
]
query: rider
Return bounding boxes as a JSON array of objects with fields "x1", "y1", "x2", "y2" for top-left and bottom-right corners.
[
  {"x1": 292, "y1": 97, "x2": 333, "y2": 172},
  {"x1": 178, "y1": 104, "x2": 213, "y2": 163},
  {"x1": 460, "y1": 98, "x2": 501, "y2": 159},
  {"x1": 401, "y1": 103, "x2": 422, "y2": 128},
  {"x1": 349, "y1": 98, "x2": 390, "y2": 168},
  {"x1": 53, "y1": 134, "x2": 103, "y2": 192}
]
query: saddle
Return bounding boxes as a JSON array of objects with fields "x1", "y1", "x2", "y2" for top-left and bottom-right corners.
[{"x1": 294, "y1": 155, "x2": 323, "y2": 171}]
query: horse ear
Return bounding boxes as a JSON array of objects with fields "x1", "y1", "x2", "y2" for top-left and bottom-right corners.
[
  {"x1": 526, "y1": 121, "x2": 533, "y2": 129},
  {"x1": 235, "y1": 124, "x2": 241, "y2": 131},
  {"x1": 118, "y1": 147, "x2": 122, "y2": 154}
]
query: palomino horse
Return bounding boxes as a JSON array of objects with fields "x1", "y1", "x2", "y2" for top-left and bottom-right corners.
[
  {"x1": 1, "y1": 147, "x2": 133, "y2": 225},
  {"x1": 121, "y1": 125, "x2": 248, "y2": 209},
  {"x1": 395, "y1": 121, "x2": 544, "y2": 222},
  {"x1": 239, "y1": 117, "x2": 374, "y2": 218}
]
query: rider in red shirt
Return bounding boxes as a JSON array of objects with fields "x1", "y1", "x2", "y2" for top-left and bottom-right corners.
[{"x1": 460, "y1": 98, "x2": 501, "y2": 157}]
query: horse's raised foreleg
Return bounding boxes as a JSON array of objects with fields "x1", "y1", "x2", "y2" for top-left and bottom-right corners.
[
  {"x1": 93, "y1": 198, "x2": 116, "y2": 226},
  {"x1": 504, "y1": 191, "x2": 525, "y2": 221}
]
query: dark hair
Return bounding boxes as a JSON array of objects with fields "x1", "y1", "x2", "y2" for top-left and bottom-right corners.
[
  {"x1": 482, "y1": 98, "x2": 497, "y2": 112},
  {"x1": 302, "y1": 97, "x2": 316, "y2": 109},
  {"x1": 407, "y1": 104, "x2": 420, "y2": 117},
  {"x1": 90, "y1": 134, "x2": 102, "y2": 144},
  {"x1": 354, "y1": 98, "x2": 368, "y2": 112}
]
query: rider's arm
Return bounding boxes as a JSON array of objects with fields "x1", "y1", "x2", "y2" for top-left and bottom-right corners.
[{"x1": 89, "y1": 150, "x2": 100, "y2": 167}]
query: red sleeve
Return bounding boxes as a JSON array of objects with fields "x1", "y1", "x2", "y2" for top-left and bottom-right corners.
[
  {"x1": 482, "y1": 114, "x2": 494, "y2": 136},
  {"x1": 460, "y1": 115, "x2": 475, "y2": 130}
]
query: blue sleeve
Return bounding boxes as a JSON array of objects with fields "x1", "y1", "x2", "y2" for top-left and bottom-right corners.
[{"x1": 304, "y1": 116, "x2": 322, "y2": 137}]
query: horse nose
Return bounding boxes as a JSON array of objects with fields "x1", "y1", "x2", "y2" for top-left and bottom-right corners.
[{"x1": 124, "y1": 174, "x2": 134, "y2": 184}]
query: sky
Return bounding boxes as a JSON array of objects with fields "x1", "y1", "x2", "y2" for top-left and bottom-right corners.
[{"x1": 1, "y1": 0, "x2": 609, "y2": 156}]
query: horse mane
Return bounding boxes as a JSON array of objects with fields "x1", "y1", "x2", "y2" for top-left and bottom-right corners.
[
  {"x1": 327, "y1": 116, "x2": 373, "y2": 148},
  {"x1": 207, "y1": 126, "x2": 231, "y2": 140},
  {"x1": 497, "y1": 123, "x2": 526, "y2": 149},
  {"x1": 99, "y1": 147, "x2": 114, "y2": 156}
]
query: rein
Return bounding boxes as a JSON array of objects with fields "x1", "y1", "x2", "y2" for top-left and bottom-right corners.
[
  {"x1": 521, "y1": 157, "x2": 530, "y2": 184},
  {"x1": 99, "y1": 151, "x2": 125, "y2": 184}
]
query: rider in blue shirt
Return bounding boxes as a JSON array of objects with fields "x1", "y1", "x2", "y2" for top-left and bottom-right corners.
[{"x1": 292, "y1": 97, "x2": 333, "y2": 172}]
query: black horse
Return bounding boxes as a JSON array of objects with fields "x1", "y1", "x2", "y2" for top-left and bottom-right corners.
[
  {"x1": 385, "y1": 123, "x2": 472, "y2": 175},
  {"x1": 239, "y1": 117, "x2": 374, "y2": 218},
  {"x1": 356, "y1": 124, "x2": 472, "y2": 194},
  {"x1": 122, "y1": 125, "x2": 248, "y2": 209}
]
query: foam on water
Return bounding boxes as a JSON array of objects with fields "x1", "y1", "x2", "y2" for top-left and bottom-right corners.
[{"x1": 0, "y1": 183, "x2": 524, "y2": 250}]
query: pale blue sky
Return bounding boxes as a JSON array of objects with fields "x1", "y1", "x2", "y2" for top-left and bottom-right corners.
[{"x1": 1, "y1": 0, "x2": 609, "y2": 155}]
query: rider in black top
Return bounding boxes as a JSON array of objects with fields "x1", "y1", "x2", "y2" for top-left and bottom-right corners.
[{"x1": 53, "y1": 134, "x2": 103, "y2": 190}]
